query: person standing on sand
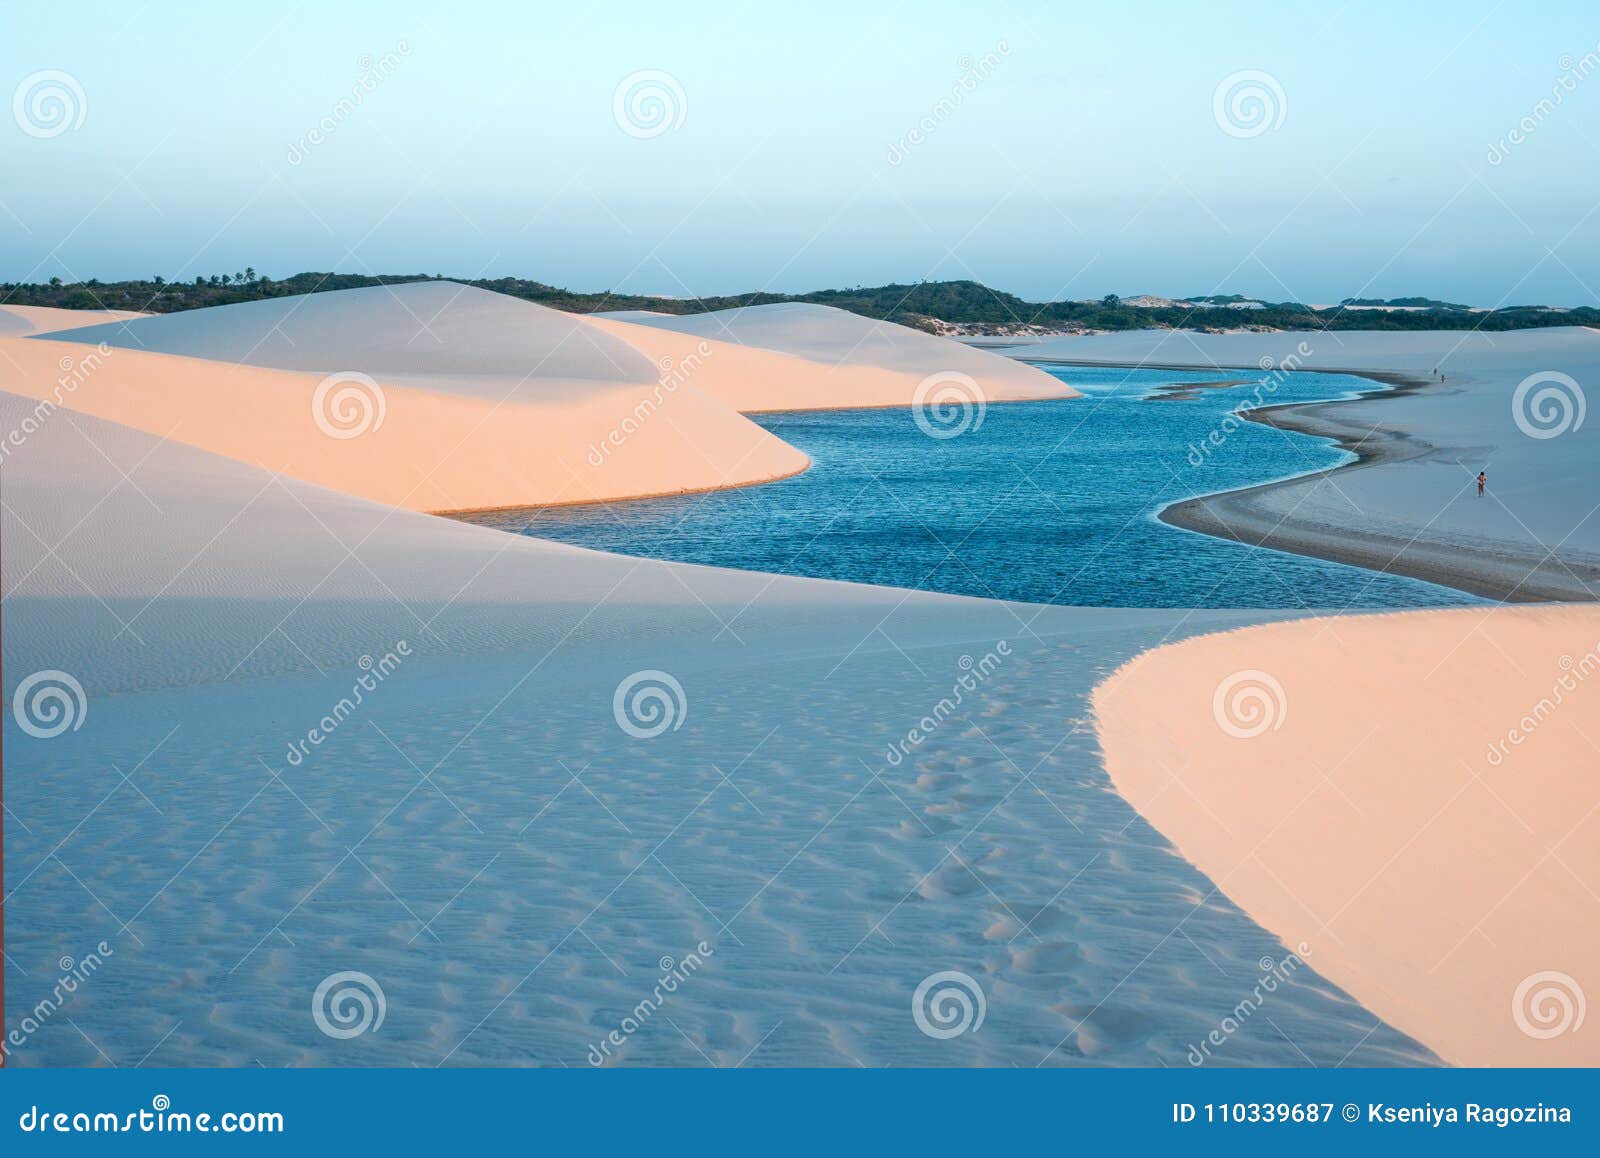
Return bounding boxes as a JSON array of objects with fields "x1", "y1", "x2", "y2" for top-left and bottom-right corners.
[{"x1": 1477, "y1": 471, "x2": 1487, "y2": 496}]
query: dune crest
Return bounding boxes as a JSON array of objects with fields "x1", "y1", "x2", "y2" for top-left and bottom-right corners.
[
  {"x1": 593, "y1": 302, "x2": 1080, "y2": 411},
  {"x1": 1, "y1": 304, "x2": 147, "y2": 336},
  {"x1": 42, "y1": 282, "x2": 654, "y2": 384}
]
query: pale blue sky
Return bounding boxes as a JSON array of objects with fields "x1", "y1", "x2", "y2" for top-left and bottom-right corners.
[{"x1": 4, "y1": 0, "x2": 1599, "y2": 304}]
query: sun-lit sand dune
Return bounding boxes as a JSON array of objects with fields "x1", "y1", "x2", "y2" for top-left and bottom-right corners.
[
  {"x1": 585, "y1": 314, "x2": 980, "y2": 413},
  {"x1": 17, "y1": 285, "x2": 808, "y2": 511},
  {"x1": 593, "y1": 302, "x2": 1080, "y2": 411},
  {"x1": 1094, "y1": 605, "x2": 1600, "y2": 1065},
  {"x1": 0, "y1": 304, "x2": 147, "y2": 336}
]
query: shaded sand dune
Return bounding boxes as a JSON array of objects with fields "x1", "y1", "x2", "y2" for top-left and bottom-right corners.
[
  {"x1": 14, "y1": 285, "x2": 807, "y2": 511},
  {"x1": 1095, "y1": 605, "x2": 1600, "y2": 1066},
  {"x1": 594, "y1": 302, "x2": 1079, "y2": 411},
  {"x1": 3, "y1": 388, "x2": 933, "y2": 693},
  {"x1": 0, "y1": 391, "x2": 1428, "y2": 1067},
  {"x1": 1011, "y1": 327, "x2": 1600, "y2": 600}
]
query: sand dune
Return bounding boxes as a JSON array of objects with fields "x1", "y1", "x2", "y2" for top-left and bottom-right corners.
[
  {"x1": 1094, "y1": 605, "x2": 1600, "y2": 1065},
  {"x1": 0, "y1": 389, "x2": 932, "y2": 693},
  {"x1": 0, "y1": 304, "x2": 146, "y2": 336},
  {"x1": 594, "y1": 302, "x2": 1079, "y2": 411},
  {"x1": 21, "y1": 285, "x2": 1079, "y2": 512},
  {"x1": 3, "y1": 389, "x2": 1428, "y2": 1068},
  {"x1": 7, "y1": 294, "x2": 1590, "y2": 1069},
  {"x1": 14, "y1": 285, "x2": 808, "y2": 511},
  {"x1": 45, "y1": 282, "x2": 651, "y2": 384}
]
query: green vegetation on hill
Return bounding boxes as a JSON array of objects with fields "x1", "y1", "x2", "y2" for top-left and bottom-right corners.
[
  {"x1": 1183, "y1": 293, "x2": 1261, "y2": 305},
  {"x1": 3, "y1": 272, "x2": 1594, "y2": 334},
  {"x1": 1341, "y1": 296, "x2": 1474, "y2": 311}
]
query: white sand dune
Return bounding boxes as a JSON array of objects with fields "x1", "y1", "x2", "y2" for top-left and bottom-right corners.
[
  {"x1": 16, "y1": 285, "x2": 808, "y2": 511},
  {"x1": 585, "y1": 315, "x2": 954, "y2": 413},
  {"x1": 7, "y1": 295, "x2": 1589, "y2": 1070},
  {"x1": 0, "y1": 389, "x2": 936, "y2": 692},
  {"x1": 0, "y1": 304, "x2": 146, "y2": 336},
  {"x1": 46, "y1": 283, "x2": 650, "y2": 384},
  {"x1": 1, "y1": 389, "x2": 1428, "y2": 1067},
  {"x1": 594, "y1": 302, "x2": 1079, "y2": 411},
  {"x1": 23, "y1": 284, "x2": 1078, "y2": 514},
  {"x1": 1094, "y1": 605, "x2": 1600, "y2": 1066}
]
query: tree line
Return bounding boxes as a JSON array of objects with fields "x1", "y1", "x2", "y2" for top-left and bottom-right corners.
[{"x1": 3, "y1": 272, "x2": 1593, "y2": 334}]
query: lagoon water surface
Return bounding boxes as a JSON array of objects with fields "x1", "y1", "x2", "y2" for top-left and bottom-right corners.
[{"x1": 463, "y1": 366, "x2": 1477, "y2": 610}]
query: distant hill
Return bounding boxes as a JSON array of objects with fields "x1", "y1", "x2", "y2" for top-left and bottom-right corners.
[
  {"x1": 1182, "y1": 293, "x2": 1268, "y2": 308},
  {"x1": 4, "y1": 273, "x2": 1595, "y2": 334},
  {"x1": 1340, "y1": 296, "x2": 1474, "y2": 311}
]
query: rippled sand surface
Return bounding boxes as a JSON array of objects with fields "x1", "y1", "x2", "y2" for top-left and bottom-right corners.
[{"x1": 7, "y1": 614, "x2": 1434, "y2": 1067}]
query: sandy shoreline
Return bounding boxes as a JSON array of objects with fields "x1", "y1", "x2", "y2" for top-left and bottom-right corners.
[
  {"x1": 1159, "y1": 378, "x2": 1600, "y2": 603},
  {"x1": 430, "y1": 456, "x2": 814, "y2": 516},
  {"x1": 1008, "y1": 331, "x2": 1600, "y2": 604}
]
